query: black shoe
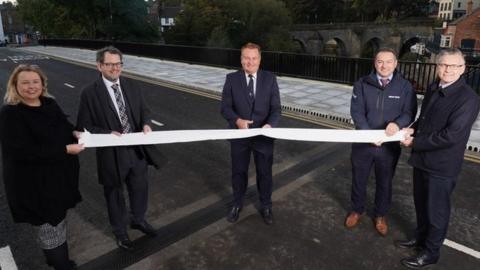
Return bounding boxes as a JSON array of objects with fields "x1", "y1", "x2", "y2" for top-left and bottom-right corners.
[
  {"x1": 116, "y1": 235, "x2": 134, "y2": 251},
  {"x1": 131, "y1": 221, "x2": 158, "y2": 236},
  {"x1": 227, "y1": 206, "x2": 242, "y2": 223},
  {"x1": 400, "y1": 252, "x2": 438, "y2": 269},
  {"x1": 261, "y1": 208, "x2": 274, "y2": 225},
  {"x1": 395, "y1": 239, "x2": 423, "y2": 250}
]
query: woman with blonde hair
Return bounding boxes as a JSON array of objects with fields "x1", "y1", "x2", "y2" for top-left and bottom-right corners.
[{"x1": 0, "y1": 64, "x2": 84, "y2": 270}]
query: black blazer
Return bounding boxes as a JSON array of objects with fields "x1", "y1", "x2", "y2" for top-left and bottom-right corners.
[
  {"x1": 77, "y1": 76, "x2": 161, "y2": 186},
  {"x1": 409, "y1": 78, "x2": 480, "y2": 177},
  {"x1": 0, "y1": 97, "x2": 81, "y2": 225},
  {"x1": 220, "y1": 69, "x2": 281, "y2": 129}
]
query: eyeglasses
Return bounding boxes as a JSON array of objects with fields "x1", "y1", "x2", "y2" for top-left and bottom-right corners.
[
  {"x1": 437, "y1": 63, "x2": 464, "y2": 70},
  {"x1": 102, "y1": 62, "x2": 123, "y2": 68}
]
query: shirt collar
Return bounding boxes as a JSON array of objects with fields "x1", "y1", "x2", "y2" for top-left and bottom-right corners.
[
  {"x1": 376, "y1": 73, "x2": 393, "y2": 83},
  {"x1": 102, "y1": 76, "x2": 120, "y2": 90},
  {"x1": 245, "y1": 72, "x2": 257, "y2": 79}
]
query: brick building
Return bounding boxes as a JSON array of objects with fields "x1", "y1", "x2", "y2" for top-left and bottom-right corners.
[{"x1": 441, "y1": 1, "x2": 480, "y2": 56}]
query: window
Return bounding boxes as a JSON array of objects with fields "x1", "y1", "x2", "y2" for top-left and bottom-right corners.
[
  {"x1": 448, "y1": 2, "x2": 452, "y2": 10},
  {"x1": 441, "y1": 35, "x2": 452, "y2": 48},
  {"x1": 458, "y1": 2, "x2": 461, "y2": 8}
]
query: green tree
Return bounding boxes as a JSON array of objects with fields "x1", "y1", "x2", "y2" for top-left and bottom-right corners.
[
  {"x1": 17, "y1": 0, "x2": 159, "y2": 41},
  {"x1": 164, "y1": 0, "x2": 226, "y2": 46},
  {"x1": 284, "y1": 0, "x2": 352, "y2": 24},
  {"x1": 165, "y1": 0, "x2": 299, "y2": 52}
]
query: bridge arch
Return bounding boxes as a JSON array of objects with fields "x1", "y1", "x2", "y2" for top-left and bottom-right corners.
[
  {"x1": 399, "y1": 36, "x2": 421, "y2": 59},
  {"x1": 323, "y1": 37, "x2": 347, "y2": 56},
  {"x1": 361, "y1": 37, "x2": 382, "y2": 58},
  {"x1": 292, "y1": 38, "x2": 307, "y2": 53}
]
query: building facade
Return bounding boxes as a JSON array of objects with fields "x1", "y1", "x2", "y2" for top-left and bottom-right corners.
[
  {"x1": 437, "y1": 0, "x2": 480, "y2": 20},
  {"x1": 441, "y1": 5, "x2": 480, "y2": 57}
]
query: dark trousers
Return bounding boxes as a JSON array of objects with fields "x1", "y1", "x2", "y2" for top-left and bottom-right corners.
[
  {"x1": 413, "y1": 168, "x2": 456, "y2": 259},
  {"x1": 230, "y1": 136, "x2": 274, "y2": 209},
  {"x1": 103, "y1": 147, "x2": 148, "y2": 237},
  {"x1": 350, "y1": 143, "x2": 400, "y2": 217}
]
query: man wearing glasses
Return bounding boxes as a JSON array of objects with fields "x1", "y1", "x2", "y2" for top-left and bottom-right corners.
[
  {"x1": 77, "y1": 46, "x2": 161, "y2": 250},
  {"x1": 397, "y1": 48, "x2": 480, "y2": 268}
]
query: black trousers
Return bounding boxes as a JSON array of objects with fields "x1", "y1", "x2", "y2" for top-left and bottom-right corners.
[
  {"x1": 350, "y1": 143, "x2": 400, "y2": 217},
  {"x1": 413, "y1": 168, "x2": 456, "y2": 260},
  {"x1": 230, "y1": 136, "x2": 274, "y2": 209},
  {"x1": 103, "y1": 147, "x2": 148, "y2": 237}
]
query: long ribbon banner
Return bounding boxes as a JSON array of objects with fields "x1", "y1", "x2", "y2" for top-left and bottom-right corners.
[{"x1": 79, "y1": 128, "x2": 405, "y2": 148}]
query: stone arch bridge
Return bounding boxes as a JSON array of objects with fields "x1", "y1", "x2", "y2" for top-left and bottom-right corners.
[{"x1": 291, "y1": 21, "x2": 435, "y2": 58}]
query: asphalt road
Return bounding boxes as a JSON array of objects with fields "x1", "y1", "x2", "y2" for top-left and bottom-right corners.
[{"x1": 0, "y1": 47, "x2": 478, "y2": 270}]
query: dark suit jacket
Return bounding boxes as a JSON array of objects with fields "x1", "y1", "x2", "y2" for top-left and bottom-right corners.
[
  {"x1": 77, "y1": 76, "x2": 161, "y2": 186},
  {"x1": 220, "y1": 69, "x2": 281, "y2": 129},
  {"x1": 409, "y1": 78, "x2": 480, "y2": 177}
]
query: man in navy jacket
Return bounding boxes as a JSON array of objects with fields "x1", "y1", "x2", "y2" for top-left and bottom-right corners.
[
  {"x1": 220, "y1": 43, "x2": 281, "y2": 225},
  {"x1": 346, "y1": 48, "x2": 417, "y2": 236},
  {"x1": 397, "y1": 49, "x2": 480, "y2": 268}
]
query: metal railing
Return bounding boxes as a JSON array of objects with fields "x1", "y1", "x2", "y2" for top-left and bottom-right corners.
[{"x1": 39, "y1": 39, "x2": 480, "y2": 94}]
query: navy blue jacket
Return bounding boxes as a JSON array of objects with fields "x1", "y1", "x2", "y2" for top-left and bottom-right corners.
[
  {"x1": 409, "y1": 78, "x2": 480, "y2": 177},
  {"x1": 351, "y1": 71, "x2": 417, "y2": 130},
  {"x1": 221, "y1": 69, "x2": 281, "y2": 129}
]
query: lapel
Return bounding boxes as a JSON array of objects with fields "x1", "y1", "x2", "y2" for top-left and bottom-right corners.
[
  {"x1": 238, "y1": 70, "x2": 253, "y2": 109},
  {"x1": 119, "y1": 77, "x2": 138, "y2": 125},
  {"x1": 95, "y1": 76, "x2": 121, "y2": 124},
  {"x1": 422, "y1": 82, "x2": 443, "y2": 118},
  {"x1": 255, "y1": 70, "x2": 264, "y2": 106}
]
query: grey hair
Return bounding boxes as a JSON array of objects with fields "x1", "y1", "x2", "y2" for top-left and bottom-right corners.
[{"x1": 435, "y1": 48, "x2": 465, "y2": 64}]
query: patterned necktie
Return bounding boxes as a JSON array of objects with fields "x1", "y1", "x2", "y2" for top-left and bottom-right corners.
[
  {"x1": 247, "y1": 74, "x2": 254, "y2": 101},
  {"x1": 111, "y1": 83, "x2": 132, "y2": 133},
  {"x1": 380, "y1": 78, "x2": 390, "y2": 87}
]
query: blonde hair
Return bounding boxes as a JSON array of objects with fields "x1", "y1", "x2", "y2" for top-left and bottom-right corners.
[{"x1": 4, "y1": 64, "x2": 51, "y2": 105}]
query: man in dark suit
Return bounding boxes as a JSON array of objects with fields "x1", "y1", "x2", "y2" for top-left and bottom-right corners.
[
  {"x1": 397, "y1": 48, "x2": 480, "y2": 268},
  {"x1": 77, "y1": 46, "x2": 160, "y2": 250},
  {"x1": 221, "y1": 42, "x2": 281, "y2": 225}
]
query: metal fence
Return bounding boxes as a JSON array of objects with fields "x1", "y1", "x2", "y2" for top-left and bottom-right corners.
[{"x1": 39, "y1": 39, "x2": 480, "y2": 94}]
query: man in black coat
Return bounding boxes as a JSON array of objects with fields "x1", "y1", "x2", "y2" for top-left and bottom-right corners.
[
  {"x1": 346, "y1": 48, "x2": 417, "y2": 236},
  {"x1": 77, "y1": 46, "x2": 160, "y2": 250},
  {"x1": 397, "y1": 49, "x2": 480, "y2": 268},
  {"x1": 220, "y1": 42, "x2": 281, "y2": 225}
]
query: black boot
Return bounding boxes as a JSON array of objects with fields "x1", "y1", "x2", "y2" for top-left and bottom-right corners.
[{"x1": 42, "y1": 242, "x2": 77, "y2": 270}]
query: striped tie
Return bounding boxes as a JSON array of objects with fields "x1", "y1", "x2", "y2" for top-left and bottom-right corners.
[{"x1": 111, "y1": 83, "x2": 132, "y2": 133}]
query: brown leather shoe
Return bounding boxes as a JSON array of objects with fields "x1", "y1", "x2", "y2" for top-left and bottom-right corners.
[
  {"x1": 374, "y1": 217, "x2": 388, "y2": 236},
  {"x1": 345, "y1": 212, "x2": 361, "y2": 228}
]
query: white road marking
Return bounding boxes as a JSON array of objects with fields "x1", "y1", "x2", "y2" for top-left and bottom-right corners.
[
  {"x1": 151, "y1": 119, "x2": 164, "y2": 127},
  {"x1": 64, "y1": 83, "x2": 75, "y2": 88},
  {"x1": 444, "y1": 239, "x2": 480, "y2": 259},
  {"x1": 0, "y1": 245, "x2": 18, "y2": 270},
  {"x1": 7, "y1": 56, "x2": 17, "y2": 63},
  {"x1": 0, "y1": 58, "x2": 7, "y2": 62}
]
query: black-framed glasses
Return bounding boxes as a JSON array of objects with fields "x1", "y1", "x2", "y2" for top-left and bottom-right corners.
[
  {"x1": 437, "y1": 63, "x2": 464, "y2": 70},
  {"x1": 102, "y1": 62, "x2": 123, "y2": 68}
]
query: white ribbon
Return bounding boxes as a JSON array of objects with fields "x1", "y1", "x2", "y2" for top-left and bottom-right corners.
[{"x1": 79, "y1": 128, "x2": 406, "y2": 148}]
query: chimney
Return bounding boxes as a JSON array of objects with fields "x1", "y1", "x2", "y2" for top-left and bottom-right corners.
[{"x1": 467, "y1": 0, "x2": 473, "y2": 15}]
